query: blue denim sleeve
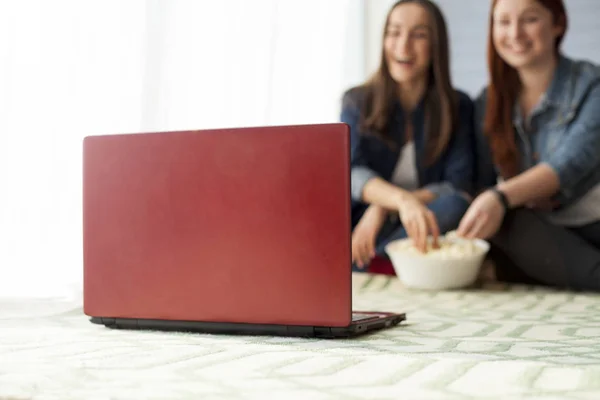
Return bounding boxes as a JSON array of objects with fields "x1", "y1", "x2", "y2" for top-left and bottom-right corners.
[
  {"x1": 546, "y1": 82, "x2": 600, "y2": 204},
  {"x1": 340, "y1": 93, "x2": 379, "y2": 202},
  {"x1": 423, "y1": 92, "x2": 477, "y2": 197}
]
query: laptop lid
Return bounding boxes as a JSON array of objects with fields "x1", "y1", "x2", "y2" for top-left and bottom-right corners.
[{"x1": 83, "y1": 123, "x2": 353, "y2": 327}]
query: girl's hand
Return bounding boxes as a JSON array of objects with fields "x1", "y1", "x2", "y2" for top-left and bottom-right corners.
[
  {"x1": 351, "y1": 205, "x2": 387, "y2": 268},
  {"x1": 397, "y1": 194, "x2": 440, "y2": 252},
  {"x1": 457, "y1": 190, "x2": 505, "y2": 239}
]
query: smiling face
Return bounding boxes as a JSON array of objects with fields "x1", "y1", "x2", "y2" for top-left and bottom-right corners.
[
  {"x1": 492, "y1": 0, "x2": 564, "y2": 70},
  {"x1": 383, "y1": 3, "x2": 432, "y2": 87}
]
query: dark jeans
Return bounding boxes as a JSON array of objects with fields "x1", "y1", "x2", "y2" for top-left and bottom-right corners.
[
  {"x1": 352, "y1": 193, "x2": 470, "y2": 272},
  {"x1": 490, "y1": 208, "x2": 600, "y2": 291}
]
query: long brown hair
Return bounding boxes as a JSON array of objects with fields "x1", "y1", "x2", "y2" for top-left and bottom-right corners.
[
  {"x1": 485, "y1": 0, "x2": 567, "y2": 178},
  {"x1": 354, "y1": 0, "x2": 458, "y2": 166}
]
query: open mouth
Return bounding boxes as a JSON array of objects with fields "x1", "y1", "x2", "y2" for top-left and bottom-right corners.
[
  {"x1": 393, "y1": 57, "x2": 415, "y2": 66},
  {"x1": 507, "y1": 44, "x2": 531, "y2": 54}
]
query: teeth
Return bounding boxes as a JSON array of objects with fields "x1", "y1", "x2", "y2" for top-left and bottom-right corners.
[{"x1": 509, "y1": 45, "x2": 529, "y2": 52}]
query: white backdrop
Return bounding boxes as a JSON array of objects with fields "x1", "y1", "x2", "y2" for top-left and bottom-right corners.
[{"x1": 0, "y1": 0, "x2": 365, "y2": 297}]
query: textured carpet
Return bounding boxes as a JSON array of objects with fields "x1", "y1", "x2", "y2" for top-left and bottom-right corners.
[{"x1": 2, "y1": 274, "x2": 600, "y2": 400}]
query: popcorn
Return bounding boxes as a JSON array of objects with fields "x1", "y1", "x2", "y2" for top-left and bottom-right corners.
[{"x1": 387, "y1": 231, "x2": 481, "y2": 259}]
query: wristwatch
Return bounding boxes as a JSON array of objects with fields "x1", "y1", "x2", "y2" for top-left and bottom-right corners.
[{"x1": 490, "y1": 187, "x2": 510, "y2": 213}]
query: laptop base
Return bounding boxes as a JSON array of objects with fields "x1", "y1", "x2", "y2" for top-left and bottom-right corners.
[{"x1": 90, "y1": 312, "x2": 406, "y2": 339}]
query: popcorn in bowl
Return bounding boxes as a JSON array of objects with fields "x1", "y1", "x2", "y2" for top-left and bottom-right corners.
[
  {"x1": 386, "y1": 231, "x2": 483, "y2": 259},
  {"x1": 384, "y1": 231, "x2": 490, "y2": 290}
]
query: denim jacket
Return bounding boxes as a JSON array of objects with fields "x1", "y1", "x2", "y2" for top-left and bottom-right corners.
[
  {"x1": 340, "y1": 88, "x2": 475, "y2": 224},
  {"x1": 475, "y1": 55, "x2": 600, "y2": 208}
]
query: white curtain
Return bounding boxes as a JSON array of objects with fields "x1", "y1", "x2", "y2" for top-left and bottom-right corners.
[{"x1": 0, "y1": 0, "x2": 366, "y2": 298}]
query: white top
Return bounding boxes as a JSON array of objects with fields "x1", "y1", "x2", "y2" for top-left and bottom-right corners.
[
  {"x1": 390, "y1": 141, "x2": 419, "y2": 190},
  {"x1": 545, "y1": 183, "x2": 600, "y2": 226}
]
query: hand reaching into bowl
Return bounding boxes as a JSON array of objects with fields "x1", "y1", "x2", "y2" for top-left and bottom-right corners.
[
  {"x1": 396, "y1": 193, "x2": 440, "y2": 253},
  {"x1": 358, "y1": 177, "x2": 441, "y2": 255}
]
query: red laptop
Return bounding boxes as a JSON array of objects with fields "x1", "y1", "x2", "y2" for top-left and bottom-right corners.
[{"x1": 83, "y1": 123, "x2": 405, "y2": 338}]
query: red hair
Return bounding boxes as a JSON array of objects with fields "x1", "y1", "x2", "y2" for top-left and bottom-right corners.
[{"x1": 484, "y1": 0, "x2": 567, "y2": 178}]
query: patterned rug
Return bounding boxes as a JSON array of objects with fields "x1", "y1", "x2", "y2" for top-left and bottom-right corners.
[{"x1": 2, "y1": 274, "x2": 600, "y2": 400}]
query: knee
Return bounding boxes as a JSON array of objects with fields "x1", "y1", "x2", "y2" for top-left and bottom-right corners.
[
  {"x1": 429, "y1": 193, "x2": 470, "y2": 232},
  {"x1": 431, "y1": 192, "x2": 470, "y2": 216},
  {"x1": 444, "y1": 192, "x2": 470, "y2": 211},
  {"x1": 492, "y1": 208, "x2": 542, "y2": 242}
]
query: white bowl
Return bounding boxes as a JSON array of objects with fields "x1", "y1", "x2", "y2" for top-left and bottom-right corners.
[{"x1": 384, "y1": 236, "x2": 490, "y2": 290}]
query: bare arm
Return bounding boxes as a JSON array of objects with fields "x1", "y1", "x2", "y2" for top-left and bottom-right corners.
[
  {"x1": 361, "y1": 177, "x2": 411, "y2": 211},
  {"x1": 457, "y1": 163, "x2": 560, "y2": 239},
  {"x1": 496, "y1": 163, "x2": 560, "y2": 207},
  {"x1": 361, "y1": 178, "x2": 438, "y2": 209}
]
